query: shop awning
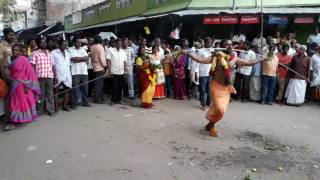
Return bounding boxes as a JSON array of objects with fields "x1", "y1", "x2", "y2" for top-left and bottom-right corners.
[
  {"x1": 48, "y1": 30, "x2": 65, "y2": 36},
  {"x1": 37, "y1": 22, "x2": 63, "y2": 36},
  {"x1": 167, "y1": 7, "x2": 320, "y2": 16},
  {"x1": 65, "y1": 16, "x2": 145, "y2": 33},
  {"x1": 37, "y1": 24, "x2": 57, "y2": 35},
  {"x1": 65, "y1": 6, "x2": 320, "y2": 33},
  {"x1": 17, "y1": 24, "x2": 46, "y2": 40},
  {"x1": 188, "y1": 0, "x2": 320, "y2": 9}
]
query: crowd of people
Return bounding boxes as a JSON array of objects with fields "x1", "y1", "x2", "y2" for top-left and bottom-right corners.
[{"x1": 0, "y1": 26, "x2": 320, "y2": 134}]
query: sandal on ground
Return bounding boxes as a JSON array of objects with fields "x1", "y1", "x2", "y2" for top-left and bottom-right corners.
[{"x1": 3, "y1": 124, "x2": 16, "y2": 131}]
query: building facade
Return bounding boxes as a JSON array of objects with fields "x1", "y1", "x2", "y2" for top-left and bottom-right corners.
[{"x1": 0, "y1": 0, "x2": 47, "y2": 33}]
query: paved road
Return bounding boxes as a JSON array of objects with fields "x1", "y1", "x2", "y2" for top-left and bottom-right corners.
[{"x1": 0, "y1": 99, "x2": 319, "y2": 180}]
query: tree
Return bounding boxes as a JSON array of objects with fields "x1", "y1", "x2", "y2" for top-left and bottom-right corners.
[{"x1": 0, "y1": 0, "x2": 17, "y2": 27}]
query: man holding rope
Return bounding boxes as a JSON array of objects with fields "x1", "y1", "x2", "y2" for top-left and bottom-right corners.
[{"x1": 187, "y1": 39, "x2": 263, "y2": 137}]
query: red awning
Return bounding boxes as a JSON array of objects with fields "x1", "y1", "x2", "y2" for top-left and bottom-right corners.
[
  {"x1": 294, "y1": 17, "x2": 314, "y2": 24},
  {"x1": 240, "y1": 15, "x2": 260, "y2": 24}
]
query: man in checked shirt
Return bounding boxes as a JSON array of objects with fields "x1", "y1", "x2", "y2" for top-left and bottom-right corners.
[{"x1": 31, "y1": 37, "x2": 57, "y2": 116}]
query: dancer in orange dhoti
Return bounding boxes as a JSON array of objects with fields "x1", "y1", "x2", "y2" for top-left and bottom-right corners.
[{"x1": 189, "y1": 39, "x2": 262, "y2": 137}]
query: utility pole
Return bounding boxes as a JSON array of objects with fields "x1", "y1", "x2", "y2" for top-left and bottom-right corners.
[
  {"x1": 232, "y1": 0, "x2": 236, "y2": 10},
  {"x1": 260, "y1": 0, "x2": 264, "y2": 51}
]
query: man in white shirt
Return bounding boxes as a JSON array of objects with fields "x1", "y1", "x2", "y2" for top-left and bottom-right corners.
[
  {"x1": 188, "y1": 43, "x2": 200, "y2": 99},
  {"x1": 154, "y1": 37, "x2": 164, "y2": 60},
  {"x1": 69, "y1": 37, "x2": 90, "y2": 109},
  {"x1": 52, "y1": 40, "x2": 72, "y2": 111},
  {"x1": 310, "y1": 46, "x2": 320, "y2": 90},
  {"x1": 288, "y1": 39, "x2": 297, "y2": 56},
  {"x1": 128, "y1": 39, "x2": 139, "y2": 56},
  {"x1": 307, "y1": 27, "x2": 320, "y2": 46},
  {"x1": 235, "y1": 41, "x2": 257, "y2": 102},
  {"x1": 232, "y1": 32, "x2": 246, "y2": 43},
  {"x1": 252, "y1": 33, "x2": 267, "y2": 54},
  {"x1": 107, "y1": 39, "x2": 128, "y2": 104},
  {"x1": 122, "y1": 38, "x2": 135, "y2": 98},
  {"x1": 198, "y1": 37, "x2": 213, "y2": 110}
]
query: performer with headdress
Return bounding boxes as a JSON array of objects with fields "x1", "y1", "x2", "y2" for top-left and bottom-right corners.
[{"x1": 188, "y1": 39, "x2": 263, "y2": 137}]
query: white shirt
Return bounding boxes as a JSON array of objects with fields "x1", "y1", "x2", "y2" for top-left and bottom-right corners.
[
  {"x1": 232, "y1": 34, "x2": 246, "y2": 43},
  {"x1": 198, "y1": 48, "x2": 212, "y2": 77},
  {"x1": 68, "y1": 47, "x2": 89, "y2": 75},
  {"x1": 310, "y1": 53, "x2": 320, "y2": 87},
  {"x1": 107, "y1": 47, "x2": 115, "y2": 54},
  {"x1": 237, "y1": 50, "x2": 256, "y2": 76},
  {"x1": 288, "y1": 48, "x2": 296, "y2": 56},
  {"x1": 188, "y1": 47, "x2": 200, "y2": 84},
  {"x1": 130, "y1": 43, "x2": 139, "y2": 55},
  {"x1": 188, "y1": 57, "x2": 200, "y2": 73},
  {"x1": 307, "y1": 33, "x2": 320, "y2": 45},
  {"x1": 106, "y1": 48, "x2": 127, "y2": 75},
  {"x1": 52, "y1": 49, "x2": 72, "y2": 88},
  {"x1": 123, "y1": 47, "x2": 135, "y2": 67},
  {"x1": 158, "y1": 47, "x2": 164, "y2": 60}
]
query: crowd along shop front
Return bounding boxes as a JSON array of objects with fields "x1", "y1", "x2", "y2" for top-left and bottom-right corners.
[{"x1": 196, "y1": 14, "x2": 319, "y2": 43}]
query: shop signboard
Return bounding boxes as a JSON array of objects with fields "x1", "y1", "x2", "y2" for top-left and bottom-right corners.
[
  {"x1": 240, "y1": 15, "x2": 260, "y2": 24},
  {"x1": 269, "y1": 15, "x2": 288, "y2": 25},
  {"x1": 203, "y1": 16, "x2": 220, "y2": 24},
  {"x1": 84, "y1": 7, "x2": 95, "y2": 17},
  {"x1": 117, "y1": 0, "x2": 133, "y2": 8},
  {"x1": 72, "y1": 11, "x2": 82, "y2": 24},
  {"x1": 203, "y1": 16, "x2": 238, "y2": 24},
  {"x1": 220, "y1": 15, "x2": 238, "y2": 24},
  {"x1": 98, "y1": 0, "x2": 112, "y2": 13},
  {"x1": 294, "y1": 17, "x2": 314, "y2": 24}
]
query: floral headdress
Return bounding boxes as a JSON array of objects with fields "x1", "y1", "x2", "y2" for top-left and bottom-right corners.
[{"x1": 210, "y1": 51, "x2": 233, "y2": 85}]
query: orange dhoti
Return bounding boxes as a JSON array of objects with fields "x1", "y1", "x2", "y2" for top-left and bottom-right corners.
[{"x1": 206, "y1": 80, "x2": 231, "y2": 123}]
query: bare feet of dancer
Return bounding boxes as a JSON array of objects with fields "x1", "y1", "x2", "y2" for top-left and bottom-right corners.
[
  {"x1": 209, "y1": 127, "x2": 218, "y2": 137},
  {"x1": 205, "y1": 122, "x2": 214, "y2": 131}
]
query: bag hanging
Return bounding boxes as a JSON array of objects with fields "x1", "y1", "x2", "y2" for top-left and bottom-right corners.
[{"x1": 156, "y1": 69, "x2": 165, "y2": 84}]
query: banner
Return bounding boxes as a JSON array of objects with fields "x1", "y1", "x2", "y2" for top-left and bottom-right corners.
[
  {"x1": 220, "y1": 15, "x2": 238, "y2": 24},
  {"x1": 294, "y1": 17, "x2": 314, "y2": 24},
  {"x1": 269, "y1": 15, "x2": 288, "y2": 25},
  {"x1": 240, "y1": 15, "x2": 260, "y2": 24},
  {"x1": 203, "y1": 16, "x2": 238, "y2": 24},
  {"x1": 203, "y1": 16, "x2": 220, "y2": 24}
]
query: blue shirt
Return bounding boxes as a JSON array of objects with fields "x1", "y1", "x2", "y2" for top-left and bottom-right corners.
[{"x1": 251, "y1": 63, "x2": 261, "y2": 76}]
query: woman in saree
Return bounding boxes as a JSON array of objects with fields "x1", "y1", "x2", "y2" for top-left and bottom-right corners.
[
  {"x1": 136, "y1": 47, "x2": 156, "y2": 108},
  {"x1": 150, "y1": 46, "x2": 165, "y2": 99},
  {"x1": 188, "y1": 39, "x2": 262, "y2": 137},
  {"x1": 173, "y1": 51, "x2": 187, "y2": 99},
  {"x1": 4, "y1": 44, "x2": 41, "y2": 130}
]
